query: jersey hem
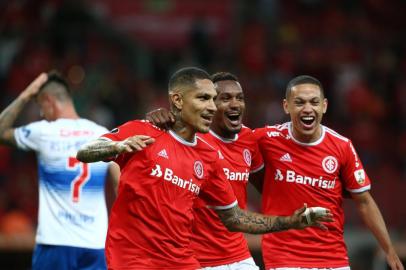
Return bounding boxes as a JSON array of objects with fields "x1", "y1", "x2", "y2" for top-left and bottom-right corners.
[
  {"x1": 208, "y1": 200, "x2": 238, "y2": 210},
  {"x1": 109, "y1": 265, "x2": 199, "y2": 270},
  {"x1": 36, "y1": 240, "x2": 105, "y2": 249},
  {"x1": 199, "y1": 253, "x2": 252, "y2": 267},
  {"x1": 347, "y1": 185, "x2": 371, "y2": 193},
  {"x1": 265, "y1": 262, "x2": 350, "y2": 269}
]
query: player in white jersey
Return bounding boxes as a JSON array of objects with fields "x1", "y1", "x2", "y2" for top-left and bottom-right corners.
[{"x1": 0, "y1": 72, "x2": 120, "y2": 270}]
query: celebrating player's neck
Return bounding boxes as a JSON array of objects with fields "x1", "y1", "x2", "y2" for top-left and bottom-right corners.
[
  {"x1": 291, "y1": 124, "x2": 323, "y2": 144},
  {"x1": 210, "y1": 125, "x2": 238, "y2": 140},
  {"x1": 171, "y1": 120, "x2": 197, "y2": 143}
]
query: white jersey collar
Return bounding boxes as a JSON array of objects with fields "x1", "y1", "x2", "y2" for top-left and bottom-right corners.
[
  {"x1": 169, "y1": 130, "x2": 197, "y2": 146},
  {"x1": 288, "y1": 122, "x2": 325, "y2": 146},
  {"x1": 209, "y1": 129, "x2": 238, "y2": 143}
]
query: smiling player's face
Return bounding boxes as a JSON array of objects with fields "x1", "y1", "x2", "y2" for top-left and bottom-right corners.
[
  {"x1": 211, "y1": 80, "x2": 245, "y2": 138},
  {"x1": 283, "y1": 83, "x2": 327, "y2": 143},
  {"x1": 181, "y1": 79, "x2": 217, "y2": 134}
]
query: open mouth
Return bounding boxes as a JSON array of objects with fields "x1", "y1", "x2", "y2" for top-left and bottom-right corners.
[
  {"x1": 226, "y1": 112, "x2": 242, "y2": 126},
  {"x1": 300, "y1": 116, "x2": 315, "y2": 128}
]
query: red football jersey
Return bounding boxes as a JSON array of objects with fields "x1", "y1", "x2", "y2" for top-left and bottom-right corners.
[
  {"x1": 102, "y1": 120, "x2": 237, "y2": 270},
  {"x1": 254, "y1": 122, "x2": 371, "y2": 269},
  {"x1": 190, "y1": 127, "x2": 264, "y2": 267}
]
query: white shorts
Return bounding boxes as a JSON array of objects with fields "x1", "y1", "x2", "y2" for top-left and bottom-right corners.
[
  {"x1": 268, "y1": 267, "x2": 350, "y2": 270},
  {"x1": 201, "y1": 257, "x2": 259, "y2": 270}
]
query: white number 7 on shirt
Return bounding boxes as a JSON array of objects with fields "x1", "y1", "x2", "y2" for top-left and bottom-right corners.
[{"x1": 67, "y1": 157, "x2": 90, "y2": 202}]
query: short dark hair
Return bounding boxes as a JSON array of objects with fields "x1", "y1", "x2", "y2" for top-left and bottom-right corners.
[
  {"x1": 40, "y1": 70, "x2": 70, "y2": 93},
  {"x1": 168, "y1": 67, "x2": 211, "y2": 93},
  {"x1": 286, "y1": 75, "x2": 324, "y2": 99},
  {"x1": 38, "y1": 70, "x2": 71, "y2": 101},
  {"x1": 211, "y1": 72, "x2": 239, "y2": 83}
]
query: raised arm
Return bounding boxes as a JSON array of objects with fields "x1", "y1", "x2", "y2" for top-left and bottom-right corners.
[
  {"x1": 76, "y1": 135, "x2": 155, "y2": 163},
  {"x1": 0, "y1": 73, "x2": 48, "y2": 146},
  {"x1": 352, "y1": 191, "x2": 404, "y2": 270},
  {"x1": 145, "y1": 108, "x2": 175, "y2": 130},
  {"x1": 215, "y1": 204, "x2": 333, "y2": 234}
]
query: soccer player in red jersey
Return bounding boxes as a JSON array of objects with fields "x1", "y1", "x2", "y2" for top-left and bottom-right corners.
[
  {"x1": 76, "y1": 68, "x2": 332, "y2": 270},
  {"x1": 191, "y1": 72, "x2": 264, "y2": 269},
  {"x1": 146, "y1": 72, "x2": 264, "y2": 269},
  {"x1": 253, "y1": 75, "x2": 404, "y2": 270}
]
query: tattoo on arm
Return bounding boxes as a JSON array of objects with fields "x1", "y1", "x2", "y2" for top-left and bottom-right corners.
[
  {"x1": 216, "y1": 206, "x2": 292, "y2": 234},
  {"x1": 0, "y1": 97, "x2": 30, "y2": 146},
  {"x1": 76, "y1": 139, "x2": 119, "y2": 163}
]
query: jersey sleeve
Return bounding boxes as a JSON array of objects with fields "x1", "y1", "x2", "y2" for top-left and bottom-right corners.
[
  {"x1": 199, "y1": 156, "x2": 237, "y2": 210},
  {"x1": 252, "y1": 126, "x2": 268, "y2": 146},
  {"x1": 249, "y1": 131, "x2": 264, "y2": 173},
  {"x1": 100, "y1": 120, "x2": 152, "y2": 166},
  {"x1": 341, "y1": 140, "x2": 371, "y2": 193},
  {"x1": 101, "y1": 120, "x2": 149, "y2": 142},
  {"x1": 14, "y1": 121, "x2": 45, "y2": 151}
]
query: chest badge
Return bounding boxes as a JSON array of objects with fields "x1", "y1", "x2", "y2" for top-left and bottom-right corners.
[
  {"x1": 194, "y1": 161, "x2": 204, "y2": 179},
  {"x1": 322, "y1": 156, "x2": 338, "y2": 174},
  {"x1": 243, "y1": 149, "x2": 251, "y2": 166}
]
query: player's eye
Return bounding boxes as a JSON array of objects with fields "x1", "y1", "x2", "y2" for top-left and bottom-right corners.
[
  {"x1": 220, "y1": 94, "x2": 231, "y2": 101},
  {"x1": 198, "y1": 95, "x2": 210, "y2": 101}
]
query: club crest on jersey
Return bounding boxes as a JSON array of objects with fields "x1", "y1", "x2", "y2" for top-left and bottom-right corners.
[
  {"x1": 243, "y1": 149, "x2": 251, "y2": 166},
  {"x1": 194, "y1": 161, "x2": 204, "y2": 179},
  {"x1": 322, "y1": 156, "x2": 338, "y2": 174},
  {"x1": 354, "y1": 169, "x2": 366, "y2": 185}
]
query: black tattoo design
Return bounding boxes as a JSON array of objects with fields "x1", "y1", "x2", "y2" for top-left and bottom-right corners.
[
  {"x1": 216, "y1": 206, "x2": 293, "y2": 234},
  {"x1": 76, "y1": 139, "x2": 119, "y2": 163},
  {"x1": 0, "y1": 97, "x2": 29, "y2": 146}
]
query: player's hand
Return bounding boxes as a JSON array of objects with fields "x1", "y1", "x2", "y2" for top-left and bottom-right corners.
[
  {"x1": 386, "y1": 249, "x2": 404, "y2": 270},
  {"x1": 115, "y1": 135, "x2": 155, "y2": 154},
  {"x1": 146, "y1": 108, "x2": 175, "y2": 130},
  {"x1": 19, "y1": 73, "x2": 48, "y2": 100},
  {"x1": 290, "y1": 204, "x2": 334, "y2": 230}
]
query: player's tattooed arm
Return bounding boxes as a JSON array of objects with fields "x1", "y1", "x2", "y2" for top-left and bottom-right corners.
[
  {"x1": 215, "y1": 204, "x2": 333, "y2": 234},
  {"x1": 0, "y1": 73, "x2": 48, "y2": 146},
  {"x1": 76, "y1": 135, "x2": 155, "y2": 163}
]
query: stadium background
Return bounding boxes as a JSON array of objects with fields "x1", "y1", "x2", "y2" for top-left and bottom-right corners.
[{"x1": 0, "y1": 0, "x2": 405, "y2": 269}]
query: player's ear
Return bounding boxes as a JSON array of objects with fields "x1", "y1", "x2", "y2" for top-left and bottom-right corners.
[
  {"x1": 170, "y1": 92, "x2": 183, "y2": 110},
  {"x1": 283, "y1": 99, "x2": 289, "y2": 114},
  {"x1": 322, "y1": 98, "x2": 328, "y2": 114}
]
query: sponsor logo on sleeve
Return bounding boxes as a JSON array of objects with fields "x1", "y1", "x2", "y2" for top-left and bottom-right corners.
[
  {"x1": 267, "y1": 131, "x2": 281, "y2": 137},
  {"x1": 322, "y1": 156, "x2": 338, "y2": 174},
  {"x1": 349, "y1": 142, "x2": 360, "y2": 168},
  {"x1": 354, "y1": 169, "x2": 366, "y2": 185}
]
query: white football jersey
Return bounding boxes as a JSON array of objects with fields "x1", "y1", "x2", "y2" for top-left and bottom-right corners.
[{"x1": 15, "y1": 118, "x2": 109, "y2": 249}]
